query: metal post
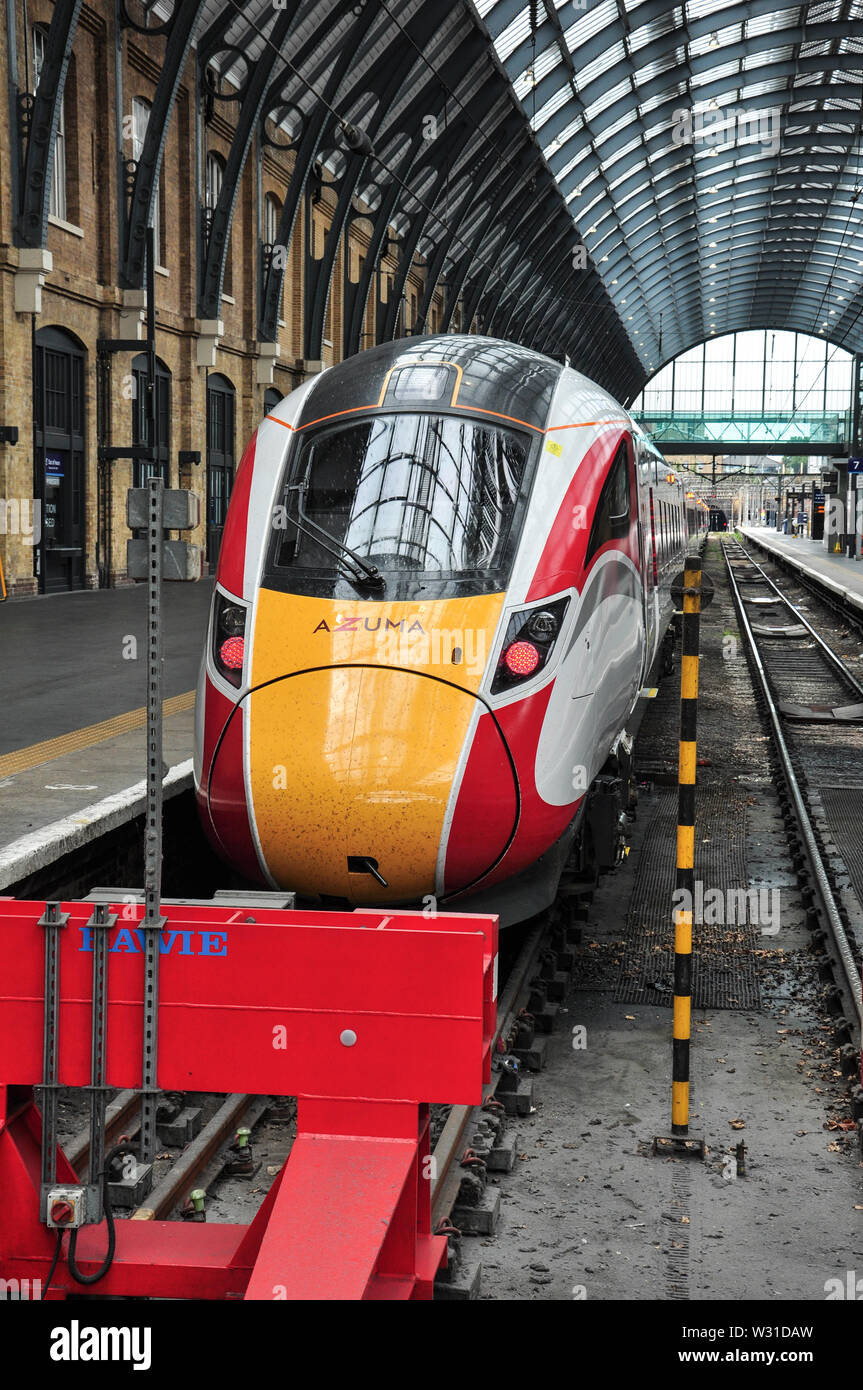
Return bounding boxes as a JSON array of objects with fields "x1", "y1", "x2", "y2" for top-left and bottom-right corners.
[
  {"x1": 140, "y1": 474, "x2": 165, "y2": 1164},
  {"x1": 39, "y1": 900, "x2": 68, "y2": 1216},
  {"x1": 86, "y1": 902, "x2": 115, "y2": 1216},
  {"x1": 139, "y1": 226, "x2": 162, "y2": 1165},
  {"x1": 673, "y1": 554, "x2": 702, "y2": 1137}
]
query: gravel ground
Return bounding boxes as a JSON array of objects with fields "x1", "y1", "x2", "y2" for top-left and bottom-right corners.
[{"x1": 478, "y1": 537, "x2": 863, "y2": 1301}]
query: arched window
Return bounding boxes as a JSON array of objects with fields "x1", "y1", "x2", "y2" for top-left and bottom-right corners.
[
  {"x1": 206, "y1": 152, "x2": 231, "y2": 295},
  {"x1": 131, "y1": 355, "x2": 171, "y2": 486},
  {"x1": 132, "y1": 97, "x2": 162, "y2": 265},
  {"x1": 264, "y1": 387, "x2": 283, "y2": 416},
  {"x1": 263, "y1": 192, "x2": 280, "y2": 250},
  {"x1": 34, "y1": 327, "x2": 86, "y2": 592},
  {"x1": 206, "y1": 373, "x2": 236, "y2": 566},
  {"x1": 205, "y1": 151, "x2": 223, "y2": 212},
  {"x1": 32, "y1": 28, "x2": 67, "y2": 222}
]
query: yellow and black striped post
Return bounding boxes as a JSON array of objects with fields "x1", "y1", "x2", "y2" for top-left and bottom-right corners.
[{"x1": 672, "y1": 553, "x2": 702, "y2": 1137}]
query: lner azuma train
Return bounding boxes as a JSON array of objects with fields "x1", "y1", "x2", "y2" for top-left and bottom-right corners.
[{"x1": 195, "y1": 336, "x2": 705, "y2": 926}]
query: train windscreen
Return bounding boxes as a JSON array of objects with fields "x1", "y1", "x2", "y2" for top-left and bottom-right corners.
[{"x1": 267, "y1": 413, "x2": 532, "y2": 597}]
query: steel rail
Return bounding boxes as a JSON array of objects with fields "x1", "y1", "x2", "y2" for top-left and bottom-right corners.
[
  {"x1": 66, "y1": 1089, "x2": 140, "y2": 1180},
  {"x1": 723, "y1": 540, "x2": 863, "y2": 1032},
  {"x1": 430, "y1": 914, "x2": 550, "y2": 1227},
  {"x1": 728, "y1": 547, "x2": 863, "y2": 700},
  {"x1": 744, "y1": 532, "x2": 863, "y2": 640},
  {"x1": 130, "y1": 1092, "x2": 255, "y2": 1221}
]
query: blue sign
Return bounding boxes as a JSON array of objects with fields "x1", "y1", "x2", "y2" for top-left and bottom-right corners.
[
  {"x1": 849, "y1": 457, "x2": 863, "y2": 473},
  {"x1": 44, "y1": 451, "x2": 65, "y2": 479}
]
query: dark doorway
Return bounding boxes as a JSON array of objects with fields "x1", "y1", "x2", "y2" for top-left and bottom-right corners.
[
  {"x1": 34, "y1": 327, "x2": 86, "y2": 592},
  {"x1": 131, "y1": 354, "x2": 171, "y2": 485},
  {"x1": 206, "y1": 373, "x2": 235, "y2": 567}
]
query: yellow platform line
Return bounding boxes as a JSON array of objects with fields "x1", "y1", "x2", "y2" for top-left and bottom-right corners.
[{"x1": 0, "y1": 690, "x2": 196, "y2": 779}]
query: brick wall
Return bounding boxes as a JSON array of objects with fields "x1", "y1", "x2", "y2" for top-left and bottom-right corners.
[{"x1": 0, "y1": 0, "x2": 447, "y2": 597}]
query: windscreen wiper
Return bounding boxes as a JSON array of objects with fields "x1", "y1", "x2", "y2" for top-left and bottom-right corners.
[{"x1": 285, "y1": 483, "x2": 385, "y2": 589}]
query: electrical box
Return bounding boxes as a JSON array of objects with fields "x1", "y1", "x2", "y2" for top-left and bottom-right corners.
[{"x1": 46, "y1": 1185, "x2": 88, "y2": 1229}]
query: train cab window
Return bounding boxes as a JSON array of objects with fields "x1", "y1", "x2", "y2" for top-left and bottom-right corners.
[
  {"x1": 585, "y1": 443, "x2": 630, "y2": 563},
  {"x1": 269, "y1": 412, "x2": 532, "y2": 596}
]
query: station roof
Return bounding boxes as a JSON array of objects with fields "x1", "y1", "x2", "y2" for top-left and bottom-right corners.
[{"x1": 188, "y1": 0, "x2": 863, "y2": 403}]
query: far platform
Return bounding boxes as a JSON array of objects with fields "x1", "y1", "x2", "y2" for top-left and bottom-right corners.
[
  {"x1": 0, "y1": 579, "x2": 212, "y2": 887},
  {"x1": 740, "y1": 526, "x2": 863, "y2": 613}
]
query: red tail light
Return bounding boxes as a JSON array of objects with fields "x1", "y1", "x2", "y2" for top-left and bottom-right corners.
[
  {"x1": 504, "y1": 640, "x2": 540, "y2": 676},
  {"x1": 219, "y1": 636, "x2": 245, "y2": 670}
]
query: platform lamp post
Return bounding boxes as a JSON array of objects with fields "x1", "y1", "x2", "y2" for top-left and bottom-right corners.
[{"x1": 653, "y1": 553, "x2": 712, "y2": 1159}]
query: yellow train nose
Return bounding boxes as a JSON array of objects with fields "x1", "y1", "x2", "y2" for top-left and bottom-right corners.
[{"x1": 247, "y1": 666, "x2": 480, "y2": 901}]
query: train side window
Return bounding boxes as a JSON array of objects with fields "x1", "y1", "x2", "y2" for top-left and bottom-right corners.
[{"x1": 586, "y1": 443, "x2": 630, "y2": 562}]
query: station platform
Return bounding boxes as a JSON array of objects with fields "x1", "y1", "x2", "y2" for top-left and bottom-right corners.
[
  {"x1": 0, "y1": 579, "x2": 212, "y2": 888},
  {"x1": 740, "y1": 526, "x2": 863, "y2": 613}
]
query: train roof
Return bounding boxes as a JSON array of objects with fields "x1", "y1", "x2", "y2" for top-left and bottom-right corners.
[{"x1": 295, "y1": 334, "x2": 565, "y2": 433}]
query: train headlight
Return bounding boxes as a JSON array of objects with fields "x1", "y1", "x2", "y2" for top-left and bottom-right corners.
[
  {"x1": 525, "y1": 609, "x2": 560, "y2": 642},
  {"x1": 220, "y1": 603, "x2": 246, "y2": 637},
  {"x1": 491, "y1": 596, "x2": 570, "y2": 694},
  {"x1": 213, "y1": 593, "x2": 248, "y2": 688}
]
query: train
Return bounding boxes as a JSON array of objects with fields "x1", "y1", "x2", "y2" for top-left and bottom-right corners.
[{"x1": 195, "y1": 335, "x2": 706, "y2": 926}]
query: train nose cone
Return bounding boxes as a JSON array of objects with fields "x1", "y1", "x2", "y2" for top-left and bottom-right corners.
[{"x1": 243, "y1": 667, "x2": 494, "y2": 901}]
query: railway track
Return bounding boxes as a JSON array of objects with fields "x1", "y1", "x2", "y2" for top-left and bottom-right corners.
[
  {"x1": 744, "y1": 531, "x2": 863, "y2": 638},
  {"x1": 723, "y1": 538, "x2": 863, "y2": 1103},
  {"x1": 429, "y1": 887, "x2": 587, "y2": 1292},
  {"x1": 56, "y1": 896, "x2": 581, "y2": 1293}
]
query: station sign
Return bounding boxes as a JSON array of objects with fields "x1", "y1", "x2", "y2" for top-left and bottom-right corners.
[
  {"x1": 848, "y1": 457, "x2": 863, "y2": 473},
  {"x1": 44, "y1": 451, "x2": 65, "y2": 482}
]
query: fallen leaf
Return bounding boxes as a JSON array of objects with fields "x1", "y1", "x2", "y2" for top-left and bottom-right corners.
[
  {"x1": 625, "y1": 1015, "x2": 636, "y2": 1021},
  {"x1": 729, "y1": 1119, "x2": 745, "y2": 1130}
]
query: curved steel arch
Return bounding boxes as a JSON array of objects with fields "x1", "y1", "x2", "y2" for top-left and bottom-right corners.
[
  {"x1": 256, "y1": 0, "x2": 382, "y2": 343},
  {"x1": 15, "y1": 0, "x2": 82, "y2": 249},
  {"x1": 197, "y1": 4, "x2": 301, "y2": 320},
  {"x1": 310, "y1": 18, "x2": 492, "y2": 359},
  {"x1": 120, "y1": 1, "x2": 207, "y2": 289},
  {"x1": 301, "y1": 10, "x2": 478, "y2": 358}
]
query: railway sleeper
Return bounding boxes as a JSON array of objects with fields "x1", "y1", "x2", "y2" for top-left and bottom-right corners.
[
  {"x1": 452, "y1": 1186, "x2": 501, "y2": 1236},
  {"x1": 495, "y1": 1073, "x2": 534, "y2": 1117},
  {"x1": 532, "y1": 1001, "x2": 562, "y2": 1034},
  {"x1": 512, "y1": 1036, "x2": 548, "y2": 1073},
  {"x1": 434, "y1": 1255, "x2": 483, "y2": 1301}
]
